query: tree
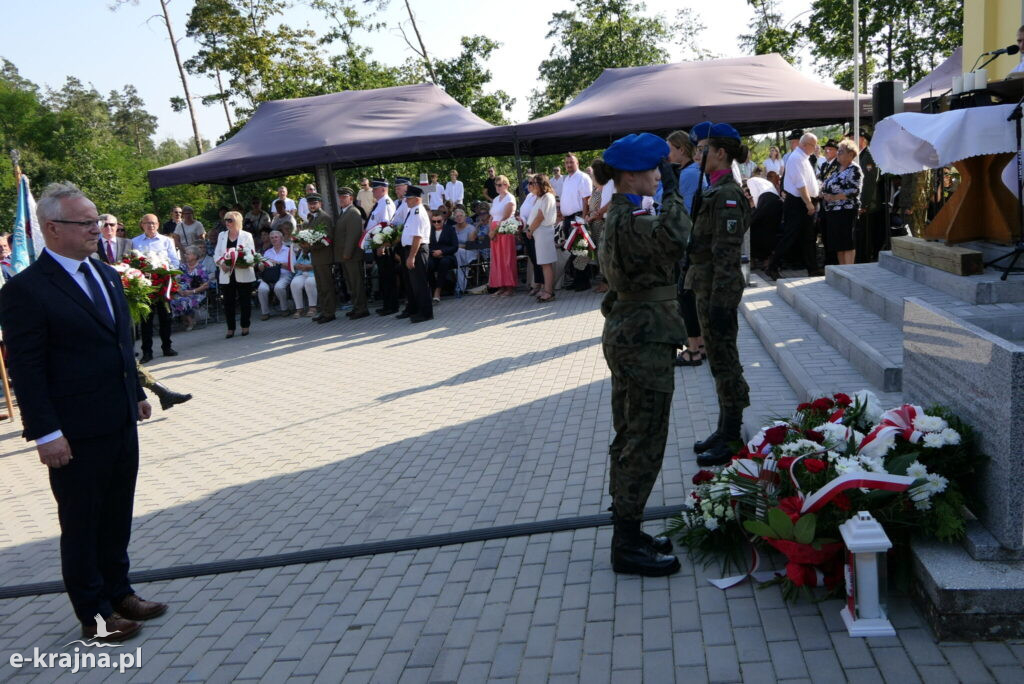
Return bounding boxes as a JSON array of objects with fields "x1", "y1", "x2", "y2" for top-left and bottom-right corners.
[
  {"x1": 109, "y1": 85, "x2": 159, "y2": 154},
  {"x1": 529, "y1": 0, "x2": 678, "y2": 119},
  {"x1": 803, "y1": 0, "x2": 962, "y2": 92},
  {"x1": 739, "y1": 0, "x2": 801, "y2": 65},
  {"x1": 425, "y1": 36, "x2": 514, "y2": 125}
]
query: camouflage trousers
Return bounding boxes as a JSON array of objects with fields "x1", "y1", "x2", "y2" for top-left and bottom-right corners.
[
  {"x1": 137, "y1": 362, "x2": 157, "y2": 391},
  {"x1": 603, "y1": 342, "x2": 675, "y2": 521},
  {"x1": 690, "y1": 269, "x2": 749, "y2": 414}
]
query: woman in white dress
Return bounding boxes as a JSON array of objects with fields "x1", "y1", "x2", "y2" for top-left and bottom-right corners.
[{"x1": 526, "y1": 174, "x2": 558, "y2": 301}]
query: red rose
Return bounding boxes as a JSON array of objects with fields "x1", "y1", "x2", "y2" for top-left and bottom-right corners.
[
  {"x1": 832, "y1": 493, "x2": 851, "y2": 511},
  {"x1": 804, "y1": 430, "x2": 825, "y2": 444},
  {"x1": 779, "y1": 496, "x2": 803, "y2": 523},
  {"x1": 764, "y1": 426, "x2": 789, "y2": 445},
  {"x1": 802, "y1": 458, "x2": 826, "y2": 473},
  {"x1": 734, "y1": 445, "x2": 751, "y2": 460},
  {"x1": 778, "y1": 456, "x2": 795, "y2": 472},
  {"x1": 692, "y1": 470, "x2": 715, "y2": 485},
  {"x1": 797, "y1": 402, "x2": 812, "y2": 411},
  {"x1": 833, "y1": 393, "x2": 852, "y2": 407},
  {"x1": 811, "y1": 398, "x2": 835, "y2": 411}
]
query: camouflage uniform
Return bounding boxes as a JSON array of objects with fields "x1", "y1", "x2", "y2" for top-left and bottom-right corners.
[
  {"x1": 600, "y1": 190, "x2": 691, "y2": 521},
  {"x1": 685, "y1": 174, "x2": 750, "y2": 416}
]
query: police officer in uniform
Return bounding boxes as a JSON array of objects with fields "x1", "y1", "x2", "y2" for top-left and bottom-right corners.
[
  {"x1": 366, "y1": 179, "x2": 397, "y2": 315},
  {"x1": 397, "y1": 186, "x2": 433, "y2": 323},
  {"x1": 600, "y1": 133, "x2": 691, "y2": 577},
  {"x1": 687, "y1": 124, "x2": 752, "y2": 467}
]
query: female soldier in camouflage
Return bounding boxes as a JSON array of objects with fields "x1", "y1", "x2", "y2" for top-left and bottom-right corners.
[
  {"x1": 686, "y1": 124, "x2": 752, "y2": 467},
  {"x1": 599, "y1": 133, "x2": 692, "y2": 576}
]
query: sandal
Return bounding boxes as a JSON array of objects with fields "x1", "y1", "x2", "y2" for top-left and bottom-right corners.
[
  {"x1": 527, "y1": 286, "x2": 541, "y2": 297},
  {"x1": 225, "y1": 331, "x2": 235, "y2": 339},
  {"x1": 537, "y1": 291, "x2": 555, "y2": 302},
  {"x1": 674, "y1": 348, "x2": 704, "y2": 367}
]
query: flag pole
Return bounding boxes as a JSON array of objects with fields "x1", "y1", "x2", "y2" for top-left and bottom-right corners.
[
  {"x1": 1, "y1": 150, "x2": 17, "y2": 421},
  {"x1": 852, "y1": 0, "x2": 860, "y2": 140}
]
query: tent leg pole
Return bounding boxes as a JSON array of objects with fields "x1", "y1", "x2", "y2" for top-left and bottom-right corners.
[
  {"x1": 315, "y1": 165, "x2": 339, "y2": 217},
  {"x1": 512, "y1": 136, "x2": 524, "y2": 197}
]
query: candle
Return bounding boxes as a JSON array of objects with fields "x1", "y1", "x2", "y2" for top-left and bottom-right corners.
[
  {"x1": 962, "y1": 71, "x2": 975, "y2": 91},
  {"x1": 952, "y1": 75, "x2": 964, "y2": 94},
  {"x1": 974, "y1": 68, "x2": 988, "y2": 89}
]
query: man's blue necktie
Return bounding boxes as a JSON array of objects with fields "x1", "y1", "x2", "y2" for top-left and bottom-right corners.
[{"x1": 79, "y1": 262, "x2": 114, "y2": 328}]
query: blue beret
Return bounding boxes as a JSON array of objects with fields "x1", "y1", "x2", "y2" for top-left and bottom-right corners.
[
  {"x1": 604, "y1": 133, "x2": 670, "y2": 172},
  {"x1": 709, "y1": 123, "x2": 741, "y2": 140},
  {"x1": 689, "y1": 122, "x2": 713, "y2": 144}
]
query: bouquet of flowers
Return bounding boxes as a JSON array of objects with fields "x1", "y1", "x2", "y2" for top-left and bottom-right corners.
[
  {"x1": 667, "y1": 389, "x2": 982, "y2": 601},
  {"x1": 496, "y1": 217, "x2": 520, "y2": 235},
  {"x1": 111, "y1": 263, "x2": 155, "y2": 324},
  {"x1": 368, "y1": 222, "x2": 401, "y2": 249},
  {"x1": 252, "y1": 252, "x2": 270, "y2": 268},
  {"x1": 123, "y1": 250, "x2": 181, "y2": 306},
  {"x1": 217, "y1": 246, "x2": 258, "y2": 270},
  {"x1": 294, "y1": 228, "x2": 331, "y2": 248}
]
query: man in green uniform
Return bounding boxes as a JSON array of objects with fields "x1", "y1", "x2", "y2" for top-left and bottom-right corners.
[
  {"x1": 600, "y1": 132, "x2": 692, "y2": 576},
  {"x1": 136, "y1": 363, "x2": 191, "y2": 411},
  {"x1": 687, "y1": 123, "x2": 751, "y2": 467},
  {"x1": 306, "y1": 194, "x2": 338, "y2": 323},
  {"x1": 857, "y1": 128, "x2": 884, "y2": 262}
]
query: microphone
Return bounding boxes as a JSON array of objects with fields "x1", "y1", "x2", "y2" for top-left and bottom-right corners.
[{"x1": 985, "y1": 45, "x2": 1021, "y2": 56}]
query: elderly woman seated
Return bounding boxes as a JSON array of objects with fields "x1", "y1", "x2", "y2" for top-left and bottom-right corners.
[
  {"x1": 172, "y1": 245, "x2": 212, "y2": 331},
  {"x1": 289, "y1": 245, "x2": 318, "y2": 318},
  {"x1": 257, "y1": 229, "x2": 294, "y2": 319}
]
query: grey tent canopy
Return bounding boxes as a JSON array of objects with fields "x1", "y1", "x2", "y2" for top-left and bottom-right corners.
[
  {"x1": 147, "y1": 83, "x2": 515, "y2": 189},
  {"x1": 514, "y1": 54, "x2": 869, "y2": 155},
  {"x1": 904, "y1": 47, "x2": 961, "y2": 102}
]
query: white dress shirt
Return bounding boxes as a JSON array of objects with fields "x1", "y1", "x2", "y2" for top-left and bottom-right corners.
[
  {"x1": 763, "y1": 158, "x2": 784, "y2": 176},
  {"x1": 489, "y1": 193, "x2": 517, "y2": 223},
  {"x1": 443, "y1": 180, "x2": 464, "y2": 204},
  {"x1": 426, "y1": 184, "x2": 445, "y2": 210},
  {"x1": 558, "y1": 171, "x2": 593, "y2": 215},
  {"x1": 174, "y1": 220, "x2": 204, "y2": 248},
  {"x1": 519, "y1": 193, "x2": 537, "y2": 224},
  {"x1": 783, "y1": 147, "x2": 820, "y2": 198},
  {"x1": 131, "y1": 233, "x2": 180, "y2": 268},
  {"x1": 275, "y1": 197, "x2": 297, "y2": 214},
  {"x1": 297, "y1": 197, "x2": 310, "y2": 222},
  {"x1": 367, "y1": 196, "x2": 395, "y2": 227},
  {"x1": 392, "y1": 201, "x2": 410, "y2": 227},
  {"x1": 36, "y1": 248, "x2": 117, "y2": 446},
  {"x1": 551, "y1": 175, "x2": 565, "y2": 196},
  {"x1": 401, "y1": 205, "x2": 431, "y2": 246},
  {"x1": 99, "y1": 237, "x2": 121, "y2": 263}
]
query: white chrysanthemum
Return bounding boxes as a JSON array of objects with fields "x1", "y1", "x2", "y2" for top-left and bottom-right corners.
[
  {"x1": 913, "y1": 415, "x2": 948, "y2": 433},
  {"x1": 926, "y1": 473, "x2": 949, "y2": 494},
  {"x1": 780, "y1": 439, "x2": 821, "y2": 456},
  {"x1": 909, "y1": 484, "x2": 932, "y2": 502},
  {"x1": 724, "y1": 507, "x2": 736, "y2": 520},
  {"x1": 922, "y1": 433, "x2": 946, "y2": 449},
  {"x1": 940, "y1": 428, "x2": 961, "y2": 446},
  {"x1": 858, "y1": 455, "x2": 887, "y2": 473},
  {"x1": 834, "y1": 457, "x2": 865, "y2": 474},
  {"x1": 906, "y1": 462, "x2": 929, "y2": 480},
  {"x1": 817, "y1": 422, "x2": 851, "y2": 444},
  {"x1": 859, "y1": 431, "x2": 896, "y2": 459},
  {"x1": 713, "y1": 505, "x2": 725, "y2": 517},
  {"x1": 853, "y1": 389, "x2": 883, "y2": 423},
  {"x1": 704, "y1": 517, "x2": 719, "y2": 531},
  {"x1": 914, "y1": 498, "x2": 933, "y2": 511}
]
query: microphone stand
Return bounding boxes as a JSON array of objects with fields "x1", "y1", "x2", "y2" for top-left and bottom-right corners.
[{"x1": 985, "y1": 93, "x2": 1024, "y2": 280}]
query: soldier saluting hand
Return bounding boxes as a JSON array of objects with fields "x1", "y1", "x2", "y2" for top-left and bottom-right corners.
[{"x1": 599, "y1": 133, "x2": 692, "y2": 577}]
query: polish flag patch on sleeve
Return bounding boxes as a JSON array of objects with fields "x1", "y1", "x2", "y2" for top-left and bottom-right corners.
[{"x1": 724, "y1": 200, "x2": 738, "y2": 208}]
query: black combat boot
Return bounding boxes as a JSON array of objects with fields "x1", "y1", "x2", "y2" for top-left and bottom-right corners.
[
  {"x1": 150, "y1": 383, "x2": 193, "y2": 411},
  {"x1": 696, "y1": 410, "x2": 743, "y2": 467},
  {"x1": 694, "y1": 411, "x2": 724, "y2": 454},
  {"x1": 608, "y1": 506, "x2": 673, "y2": 554},
  {"x1": 611, "y1": 519, "x2": 681, "y2": 576}
]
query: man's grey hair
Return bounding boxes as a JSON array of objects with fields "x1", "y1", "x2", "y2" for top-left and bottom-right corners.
[
  {"x1": 37, "y1": 182, "x2": 88, "y2": 225},
  {"x1": 183, "y1": 245, "x2": 200, "y2": 258},
  {"x1": 800, "y1": 133, "x2": 818, "y2": 147},
  {"x1": 99, "y1": 213, "x2": 117, "y2": 225},
  {"x1": 269, "y1": 229, "x2": 283, "y2": 238}
]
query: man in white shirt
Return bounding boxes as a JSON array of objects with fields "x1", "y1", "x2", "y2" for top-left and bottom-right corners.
[
  {"x1": 397, "y1": 185, "x2": 433, "y2": 323},
  {"x1": 767, "y1": 133, "x2": 821, "y2": 279},
  {"x1": 297, "y1": 184, "x2": 316, "y2": 222},
  {"x1": 550, "y1": 166, "x2": 565, "y2": 196},
  {"x1": 780, "y1": 129, "x2": 802, "y2": 173},
  {"x1": 558, "y1": 153, "x2": 594, "y2": 291},
  {"x1": 425, "y1": 173, "x2": 445, "y2": 211},
  {"x1": 95, "y1": 214, "x2": 131, "y2": 264},
  {"x1": 356, "y1": 178, "x2": 375, "y2": 217},
  {"x1": 367, "y1": 179, "x2": 399, "y2": 316},
  {"x1": 173, "y1": 206, "x2": 205, "y2": 251},
  {"x1": 131, "y1": 215, "x2": 179, "y2": 362},
  {"x1": 443, "y1": 169, "x2": 464, "y2": 206},
  {"x1": 273, "y1": 186, "x2": 297, "y2": 216}
]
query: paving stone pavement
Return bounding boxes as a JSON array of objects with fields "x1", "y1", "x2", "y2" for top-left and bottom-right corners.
[{"x1": 1, "y1": 288, "x2": 1021, "y2": 682}]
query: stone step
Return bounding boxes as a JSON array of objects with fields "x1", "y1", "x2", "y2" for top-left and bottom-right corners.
[
  {"x1": 777, "y1": 277, "x2": 903, "y2": 392},
  {"x1": 826, "y1": 262, "x2": 969, "y2": 328},
  {"x1": 880, "y1": 250, "x2": 1024, "y2": 304},
  {"x1": 740, "y1": 276, "x2": 902, "y2": 405}
]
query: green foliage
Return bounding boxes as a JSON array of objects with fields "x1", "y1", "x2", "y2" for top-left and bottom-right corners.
[
  {"x1": 743, "y1": 519, "x2": 776, "y2": 539},
  {"x1": 740, "y1": 0, "x2": 801, "y2": 64},
  {"x1": 430, "y1": 36, "x2": 514, "y2": 125},
  {"x1": 803, "y1": 0, "x2": 963, "y2": 92},
  {"x1": 767, "y1": 507, "x2": 795, "y2": 540},
  {"x1": 793, "y1": 514, "x2": 816, "y2": 545}
]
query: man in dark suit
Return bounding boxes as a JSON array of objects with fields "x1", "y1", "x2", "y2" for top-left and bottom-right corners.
[
  {"x1": 95, "y1": 214, "x2": 132, "y2": 264},
  {"x1": 336, "y1": 187, "x2": 369, "y2": 319},
  {"x1": 427, "y1": 210, "x2": 459, "y2": 301},
  {"x1": 0, "y1": 182, "x2": 167, "y2": 643}
]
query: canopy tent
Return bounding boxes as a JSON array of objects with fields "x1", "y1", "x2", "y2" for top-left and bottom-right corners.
[
  {"x1": 512, "y1": 54, "x2": 870, "y2": 155},
  {"x1": 904, "y1": 47, "x2": 961, "y2": 102},
  {"x1": 147, "y1": 83, "x2": 515, "y2": 189}
]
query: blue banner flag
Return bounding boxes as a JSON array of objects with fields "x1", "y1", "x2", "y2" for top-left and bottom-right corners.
[{"x1": 10, "y1": 175, "x2": 37, "y2": 274}]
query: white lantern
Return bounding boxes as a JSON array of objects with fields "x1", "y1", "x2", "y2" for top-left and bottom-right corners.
[{"x1": 839, "y1": 511, "x2": 895, "y2": 637}]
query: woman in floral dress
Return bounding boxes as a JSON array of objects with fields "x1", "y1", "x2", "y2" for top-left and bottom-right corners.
[{"x1": 172, "y1": 245, "x2": 211, "y2": 331}]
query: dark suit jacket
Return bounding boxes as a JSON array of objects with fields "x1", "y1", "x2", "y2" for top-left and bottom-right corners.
[
  {"x1": 94, "y1": 237, "x2": 132, "y2": 264},
  {"x1": 336, "y1": 205, "x2": 365, "y2": 261},
  {"x1": 429, "y1": 224, "x2": 459, "y2": 257},
  {"x1": 306, "y1": 211, "x2": 337, "y2": 267},
  {"x1": 0, "y1": 250, "x2": 145, "y2": 441}
]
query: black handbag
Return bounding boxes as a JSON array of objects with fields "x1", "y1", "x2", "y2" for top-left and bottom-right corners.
[{"x1": 260, "y1": 264, "x2": 282, "y2": 285}]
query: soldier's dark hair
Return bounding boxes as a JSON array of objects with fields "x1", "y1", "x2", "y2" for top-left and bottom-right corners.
[
  {"x1": 708, "y1": 137, "x2": 749, "y2": 165},
  {"x1": 590, "y1": 158, "x2": 614, "y2": 185}
]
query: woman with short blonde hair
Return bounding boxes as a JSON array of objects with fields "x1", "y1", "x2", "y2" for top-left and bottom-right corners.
[
  {"x1": 213, "y1": 210, "x2": 257, "y2": 337},
  {"x1": 487, "y1": 174, "x2": 518, "y2": 295}
]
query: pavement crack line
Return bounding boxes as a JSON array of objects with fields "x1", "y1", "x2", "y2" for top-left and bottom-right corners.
[{"x1": 0, "y1": 504, "x2": 687, "y2": 599}]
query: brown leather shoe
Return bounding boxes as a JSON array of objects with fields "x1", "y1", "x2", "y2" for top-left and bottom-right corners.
[
  {"x1": 115, "y1": 594, "x2": 168, "y2": 621},
  {"x1": 81, "y1": 613, "x2": 142, "y2": 643}
]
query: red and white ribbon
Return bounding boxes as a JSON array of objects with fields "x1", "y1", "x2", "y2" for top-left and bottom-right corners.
[
  {"x1": 799, "y1": 471, "x2": 916, "y2": 514},
  {"x1": 708, "y1": 546, "x2": 777, "y2": 589},
  {"x1": 563, "y1": 221, "x2": 596, "y2": 251},
  {"x1": 857, "y1": 404, "x2": 924, "y2": 457}
]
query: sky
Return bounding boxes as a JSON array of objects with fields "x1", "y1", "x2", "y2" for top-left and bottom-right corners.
[{"x1": 4, "y1": 0, "x2": 815, "y2": 144}]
